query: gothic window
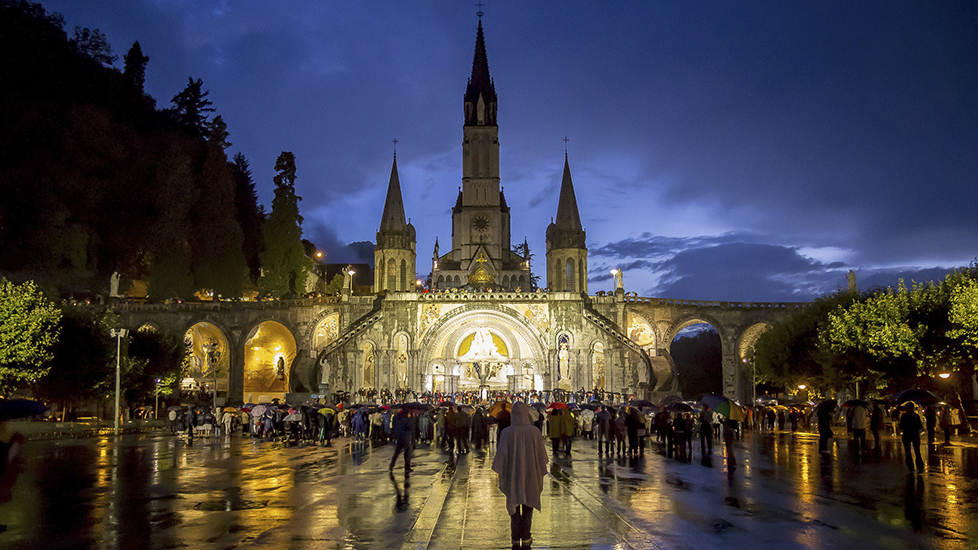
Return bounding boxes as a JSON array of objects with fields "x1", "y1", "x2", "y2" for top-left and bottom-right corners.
[
  {"x1": 454, "y1": 275, "x2": 461, "y2": 287},
  {"x1": 565, "y1": 259, "x2": 575, "y2": 292},
  {"x1": 437, "y1": 275, "x2": 445, "y2": 289},
  {"x1": 553, "y1": 259, "x2": 562, "y2": 292},
  {"x1": 400, "y1": 259, "x2": 407, "y2": 291}
]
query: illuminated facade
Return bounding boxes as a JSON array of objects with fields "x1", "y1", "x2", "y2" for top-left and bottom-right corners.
[{"x1": 121, "y1": 20, "x2": 796, "y2": 406}]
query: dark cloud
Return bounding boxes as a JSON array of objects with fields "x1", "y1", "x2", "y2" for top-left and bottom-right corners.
[{"x1": 42, "y1": 1, "x2": 978, "y2": 303}]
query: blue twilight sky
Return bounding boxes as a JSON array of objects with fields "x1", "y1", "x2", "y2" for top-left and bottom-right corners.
[{"x1": 40, "y1": 1, "x2": 978, "y2": 302}]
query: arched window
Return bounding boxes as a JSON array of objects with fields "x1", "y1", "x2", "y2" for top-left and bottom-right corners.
[
  {"x1": 437, "y1": 275, "x2": 445, "y2": 289},
  {"x1": 454, "y1": 275, "x2": 461, "y2": 287},
  {"x1": 400, "y1": 259, "x2": 407, "y2": 291},
  {"x1": 565, "y1": 259, "x2": 575, "y2": 292},
  {"x1": 387, "y1": 259, "x2": 396, "y2": 291}
]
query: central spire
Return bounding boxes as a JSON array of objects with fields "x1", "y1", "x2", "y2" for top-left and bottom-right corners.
[{"x1": 464, "y1": 19, "x2": 497, "y2": 126}]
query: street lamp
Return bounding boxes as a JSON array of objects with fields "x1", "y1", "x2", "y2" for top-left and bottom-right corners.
[
  {"x1": 109, "y1": 328, "x2": 128, "y2": 436},
  {"x1": 416, "y1": 279, "x2": 423, "y2": 292},
  {"x1": 155, "y1": 378, "x2": 161, "y2": 420},
  {"x1": 610, "y1": 269, "x2": 618, "y2": 292}
]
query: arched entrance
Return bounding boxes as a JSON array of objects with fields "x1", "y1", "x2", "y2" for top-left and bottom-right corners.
[
  {"x1": 182, "y1": 322, "x2": 230, "y2": 403},
  {"x1": 243, "y1": 321, "x2": 296, "y2": 403},
  {"x1": 419, "y1": 307, "x2": 546, "y2": 397}
]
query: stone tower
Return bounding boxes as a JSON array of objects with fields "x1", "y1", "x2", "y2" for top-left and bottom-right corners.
[
  {"x1": 431, "y1": 18, "x2": 531, "y2": 291},
  {"x1": 546, "y1": 154, "x2": 588, "y2": 293},
  {"x1": 374, "y1": 155, "x2": 416, "y2": 292}
]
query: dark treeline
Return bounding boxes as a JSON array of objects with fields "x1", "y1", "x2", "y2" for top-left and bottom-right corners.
[{"x1": 0, "y1": 0, "x2": 266, "y2": 301}]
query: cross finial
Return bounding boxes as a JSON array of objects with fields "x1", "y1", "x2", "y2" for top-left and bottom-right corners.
[
  {"x1": 392, "y1": 137, "x2": 398, "y2": 155},
  {"x1": 563, "y1": 135, "x2": 569, "y2": 155},
  {"x1": 476, "y1": 1, "x2": 485, "y2": 19}
]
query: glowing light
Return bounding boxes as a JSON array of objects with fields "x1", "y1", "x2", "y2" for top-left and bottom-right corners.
[{"x1": 939, "y1": 372, "x2": 951, "y2": 379}]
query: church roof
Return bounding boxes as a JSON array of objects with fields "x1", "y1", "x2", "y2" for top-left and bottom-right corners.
[
  {"x1": 379, "y1": 155, "x2": 407, "y2": 232},
  {"x1": 554, "y1": 154, "x2": 583, "y2": 232},
  {"x1": 464, "y1": 19, "x2": 497, "y2": 126}
]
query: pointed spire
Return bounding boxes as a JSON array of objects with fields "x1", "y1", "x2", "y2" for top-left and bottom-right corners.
[
  {"x1": 464, "y1": 19, "x2": 497, "y2": 126},
  {"x1": 554, "y1": 154, "x2": 583, "y2": 232},
  {"x1": 379, "y1": 155, "x2": 406, "y2": 232}
]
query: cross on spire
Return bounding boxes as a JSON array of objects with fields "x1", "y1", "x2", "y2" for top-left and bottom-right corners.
[
  {"x1": 392, "y1": 137, "x2": 398, "y2": 155},
  {"x1": 476, "y1": 1, "x2": 485, "y2": 18},
  {"x1": 563, "y1": 135, "x2": 569, "y2": 156}
]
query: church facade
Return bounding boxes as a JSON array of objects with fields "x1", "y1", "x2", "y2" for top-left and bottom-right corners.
[{"x1": 120, "y1": 20, "x2": 797, "y2": 407}]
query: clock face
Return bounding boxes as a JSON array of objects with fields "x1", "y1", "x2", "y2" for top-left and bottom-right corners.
[{"x1": 472, "y1": 215, "x2": 490, "y2": 232}]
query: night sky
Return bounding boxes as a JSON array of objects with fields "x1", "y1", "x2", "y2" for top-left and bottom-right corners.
[{"x1": 41, "y1": 1, "x2": 978, "y2": 302}]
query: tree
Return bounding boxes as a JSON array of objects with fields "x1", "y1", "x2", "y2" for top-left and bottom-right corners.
[
  {"x1": 189, "y1": 119, "x2": 247, "y2": 299},
  {"x1": 752, "y1": 289, "x2": 857, "y2": 397},
  {"x1": 0, "y1": 279, "x2": 62, "y2": 392},
  {"x1": 170, "y1": 77, "x2": 214, "y2": 136},
  {"x1": 123, "y1": 41, "x2": 149, "y2": 91},
  {"x1": 259, "y1": 152, "x2": 310, "y2": 298},
  {"x1": 35, "y1": 305, "x2": 113, "y2": 411},
  {"x1": 949, "y1": 277, "x2": 978, "y2": 350},
  {"x1": 232, "y1": 152, "x2": 265, "y2": 283},
  {"x1": 70, "y1": 26, "x2": 116, "y2": 65}
]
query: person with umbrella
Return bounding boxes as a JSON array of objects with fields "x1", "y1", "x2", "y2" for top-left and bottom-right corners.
[
  {"x1": 850, "y1": 401, "x2": 869, "y2": 456},
  {"x1": 900, "y1": 402, "x2": 925, "y2": 473},
  {"x1": 389, "y1": 408, "x2": 415, "y2": 475},
  {"x1": 491, "y1": 402, "x2": 549, "y2": 550},
  {"x1": 698, "y1": 408, "x2": 714, "y2": 456}
]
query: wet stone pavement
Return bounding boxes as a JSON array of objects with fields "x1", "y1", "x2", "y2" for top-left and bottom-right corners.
[{"x1": 2, "y1": 428, "x2": 978, "y2": 550}]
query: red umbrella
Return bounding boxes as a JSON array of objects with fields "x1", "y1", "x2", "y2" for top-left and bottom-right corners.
[{"x1": 547, "y1": 402, "x2": 568, "y2": 410}]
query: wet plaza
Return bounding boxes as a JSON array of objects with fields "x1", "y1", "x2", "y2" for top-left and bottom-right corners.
[{"x1": 1, "y1": 428, "x2": 977, "y2": 550}]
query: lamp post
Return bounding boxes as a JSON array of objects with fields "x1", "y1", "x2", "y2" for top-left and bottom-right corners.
[
  {"x1": 155, "y1": 378, "x2": 161, "y2": 420},
  {"x1": 110, "y1": 328, "x2": 128, "y2": 436}
]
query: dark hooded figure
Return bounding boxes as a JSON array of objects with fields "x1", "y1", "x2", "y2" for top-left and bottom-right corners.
[
  {"x1": 471, "y1": 408, "x2": 489, "y2": 450},
  {"x1": 492, "y1": 401, "x2": 549, "y2": 550},
  {"x1": 389, "y1": 409, "x2": 414, "y2": 474}
]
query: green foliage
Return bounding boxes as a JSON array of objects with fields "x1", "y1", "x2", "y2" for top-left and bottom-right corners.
[
  {"x1": 0, "y1": 279, "x2": 62, "y2": 392},
  {"x1": 323, "y1": 273, "x2": 344, "y2": 295},
  {"x1": 755, "y1": 266, "x2": 978, "y2": 399},
  {"x1": 949, "y1": 277, "x2": 978, "y2": 351},
  {"x1": 123, "y1": 41, "x2": 148, "y2": 91},
  {"x1": 260, "y1": 152, "x2": 310, "y2": 298}
]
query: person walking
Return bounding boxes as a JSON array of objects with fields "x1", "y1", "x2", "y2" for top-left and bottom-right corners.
[
  {"x1": 595, "y1": 406, "x2": 612, "y2": 455},
  {"x1": 698, "y1": 409, "x2": 713, "y2": 456},
  {"x1": 870, "y1": 402, "x2": 883, "y2": 453},
  {"x1": 817, "y1": 402, "x2": 834, "y2": 455},
  {"x1": 389, "y1": 409, "x2": 414, "y2": 475},
  {"x1": 492, "y1": 401, "x2": 549, "y2": 550},
  {"x1": 900, "y1": 403, "x2": 925, "y2": 474},
  {"x1": 851, "y1": 403, "x2": 869, "y2": 455},
  {"x1": 547, "y1": 409, "x2": 564, "y2": 456}
]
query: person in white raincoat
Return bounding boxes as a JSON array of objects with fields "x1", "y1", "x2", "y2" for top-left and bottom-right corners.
[{"x1": 492, "y1": 401, "x2": 549, "y2": 549}]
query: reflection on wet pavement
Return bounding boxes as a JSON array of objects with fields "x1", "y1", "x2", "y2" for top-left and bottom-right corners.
[{"x1": 1, "y1": 429, "x2": 977, "y2": 549}]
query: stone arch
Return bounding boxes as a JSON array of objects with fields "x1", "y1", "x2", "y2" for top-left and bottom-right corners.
[
  {"x1": 307, "y1": 310, "x2": 340, "y2": 353},
  {"x1": 393, "y1": 331, "x2": 411, "y2": 389},
  {"x1": 182, "y1": 321, "x2": 231, "y2": 398},
  {"x1": 418, "y1": 304, "x2": 547, "y2": 391},
  {"x1": 591, "y1": 340, "x2": 606, "y2": 389},
  {"x1": 737, "y1": 322, "x2": 771, "y2": 362},
  {"x1": 242, "y1": 320, "x2": 297, "y2": 402}
]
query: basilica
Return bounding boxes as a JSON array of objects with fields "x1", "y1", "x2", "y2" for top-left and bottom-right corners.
[{"x1": 123, "y1": 19, "x2": 789, "y2": 407}]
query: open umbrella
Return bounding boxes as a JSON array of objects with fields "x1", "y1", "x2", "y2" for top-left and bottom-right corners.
[
  {"x1": 400, "y1": 402, "x2": 431, "y2": 412},
  {"x1": 251, "y1": 405, "x2": 267, "y2": 417},
  {"x1": 700, "y1": 395, "x2": 745, "y2": 421},
  {"x1": 658, "y1": 394, "x2": 683, "y2": 407},
  {"x1": 529, "y1": 402, "x2": 547, "y2": 412},
  {"x1": 890, "y1": 388, "x2": 939, "y2": 406},
  {"x1": 667, "y1": 402, "x2": 694, "y2": 413},
  {"x1": 815, "y1": 399, "x2": 837, "y2": 415},
  {"x1": 629, "y1": 399, "x2": 655, "y2": 409},
  {"x1": 547, "y1": 402, "x2": 568, "y2": 410},
  {"x1": 0, "y1": 399, "x2": 47, "y2": 421},
  {"x1": 489, "y1": 401, "x2": 512, "y2": 419},
  {"x1": 284, "y1": 413, "x2": 301, "y2": 422},
  {"x1": 223, "y1": 406, "x2": 238, "y2": 412},
  {"x1": 841, "y1": 399, "x2": 870, "y2": 408},
  {"x1": 166, "y1": 405, "x2": 183, "y2": 413}
]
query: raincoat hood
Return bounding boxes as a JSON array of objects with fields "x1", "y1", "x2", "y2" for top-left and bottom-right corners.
[{"x1": 511, "y1": 402, "x2": 531, "y2": 426}]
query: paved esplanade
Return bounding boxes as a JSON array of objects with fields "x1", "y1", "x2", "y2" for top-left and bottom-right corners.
[{"x1": 2, "y1": 430, "x2": 977, "y2": 549}]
